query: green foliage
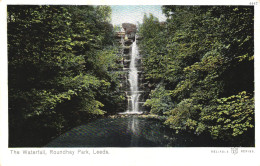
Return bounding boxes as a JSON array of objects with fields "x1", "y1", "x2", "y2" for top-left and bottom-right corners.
[
  {"x1": 138, "y1": 14, "x2": 168, "y2": 82},
  {"x1": 139, "y1": 6, "x2": 254, "y2": 142},
  {"x1": 96, "y1": 5, "x2": 112, "y2": 22},
  {"x1": 202, "y1": 91, "x2": 254, "y2": 138},
  {"x1": 113, "y1": 24, "x2": 121, "y2": 32},
  {"x1": 8, "y1": 5, "x2": 123, "y2": 147},
  {"x1": 144, "y1": 84, "x2": 174, "y2": 115}
]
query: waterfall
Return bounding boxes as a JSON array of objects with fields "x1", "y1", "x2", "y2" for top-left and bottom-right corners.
[
  {"x1": 128, "y1": 39, "x2": 141, "y2": 114},
  {"x1": 119, "y1": 36, "x2": 142, "y2": 115}
]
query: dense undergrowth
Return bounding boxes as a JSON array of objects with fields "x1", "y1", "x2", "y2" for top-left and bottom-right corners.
[
  {"x1": 138, "y1": 6, "x2": 254, "y2": 146},
  {"x1": 8, "y1": 5, "x2": 124, "y2": 147}
]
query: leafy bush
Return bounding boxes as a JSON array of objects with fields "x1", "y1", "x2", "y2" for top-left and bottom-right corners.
[{"x1": 138, "y1": 6, "x2": 254, "y2": 142}]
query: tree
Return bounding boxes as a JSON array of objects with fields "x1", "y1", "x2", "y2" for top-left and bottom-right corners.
[
  {"x1": 8, "y1": 5, "x2": 123, "y2": 147},
  {"x1": 139, "y1": 6, "x2": 254, "y2": 145}
]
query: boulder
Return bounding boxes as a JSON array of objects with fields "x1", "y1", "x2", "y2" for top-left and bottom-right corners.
[
  {"x1": 122, "y1": 23, "x2": 137, "y2": 34},
  {"x1": 122, "y1": 23, "x2": 137, "y2": 41}
]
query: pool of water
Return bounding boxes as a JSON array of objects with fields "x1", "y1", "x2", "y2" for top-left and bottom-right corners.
[{"x1": 45, "y1": 116, "x2": 252, "y2": 147}]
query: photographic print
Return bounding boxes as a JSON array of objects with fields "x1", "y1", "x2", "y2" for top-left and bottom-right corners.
[
  {"x1": 1, "y1": 1, "x2": 259, "y2": 166},
  {"x1": 7, "y1": 5, "x2": 255, "y2": 148}
]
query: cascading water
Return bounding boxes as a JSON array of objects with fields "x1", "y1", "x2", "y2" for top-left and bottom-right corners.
[
  {"x1": 117, "y1": 36, "x2": 142, "y2": 114},
  {"x1": 127, "y1": 38, "x2": 141, "y2": 114}
]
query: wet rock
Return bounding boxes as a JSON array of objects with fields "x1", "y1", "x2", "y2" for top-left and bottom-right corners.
[{"x1": 124, "y1": 39, "x2": 133, "y2": 46}]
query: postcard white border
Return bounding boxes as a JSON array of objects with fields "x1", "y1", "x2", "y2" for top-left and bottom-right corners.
[{"x1": 0, "y1": 0, "x2": 259, "y2": 166}]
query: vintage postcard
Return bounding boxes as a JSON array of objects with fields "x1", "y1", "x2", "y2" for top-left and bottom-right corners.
[{"x1": 0, "y1": 0, "x2": 259, "y2": 166}]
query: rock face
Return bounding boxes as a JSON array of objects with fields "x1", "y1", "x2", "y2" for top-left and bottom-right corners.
[
  {"x1": 122, "y1": 23, "x2": 137, "y2": 40},
  {"x1": 122, "y1": 23, "x2": 137, "y2": 34},
  {"x1": 114, "y1": 23, "x2": 149, "y2": 114}
]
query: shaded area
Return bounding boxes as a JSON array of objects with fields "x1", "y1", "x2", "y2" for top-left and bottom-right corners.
[
  {"x1": 45, "y1": 116, "x2": 250, "y2": 147},
  {"x1": 138, "y1": 6, "x2": 254, "y2": 143},
  {"x1": 46, "y1": 116, "x2": 166, "y2": 147},
  {"x1": 8, "y1": 5, "x2": 124, "y2": 147}
]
